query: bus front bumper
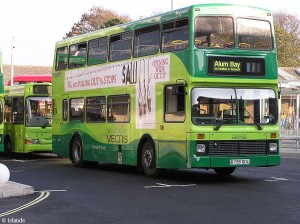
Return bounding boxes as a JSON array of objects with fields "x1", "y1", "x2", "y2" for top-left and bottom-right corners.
[
  {"x1": 190, "y1": 154, "x2": 281, "y2": 168},
  {"x1": 23, "y1": 144, "x2": 52, "y2": 153}
]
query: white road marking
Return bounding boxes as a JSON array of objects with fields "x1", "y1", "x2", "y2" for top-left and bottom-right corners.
[
  {"x1": 145, "y1": 183, "x2": 196, "y2": 188},
  {"x1": 0, "y1": 192, "x2": 50, "y2": 217},
  {"x1": 264, "y1": 177, "x2": 289, "y2": 182}
]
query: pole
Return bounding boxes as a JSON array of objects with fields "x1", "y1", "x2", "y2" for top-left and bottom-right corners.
[
  {"x1": 11, "y1": 37, "x2": 15, "y2": 86},
  {"x1": 171, "y1": 0, "x2": 173, "y2": 10}
]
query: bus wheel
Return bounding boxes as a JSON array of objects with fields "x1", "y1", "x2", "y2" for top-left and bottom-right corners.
[
  {"x1": 4, "y1": 137, "x2": 12, "y2": 157},
  {"x1": 71, "y1": 136, "x2": 85, "y2": 167},
  {"x1": 214, "y1": 167, "x2": 236, "y2": 176},
  {"x1": 141, "y1": 141, "x2": 160, "y2": 177}
]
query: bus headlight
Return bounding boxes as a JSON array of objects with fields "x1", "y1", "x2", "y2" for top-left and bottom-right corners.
[
  {"x1": 269, "y1": 143, "x2": 278, "y2": 153},
  {"x1": 196, "y1": 143, "x2": 206, "y2": 155},
  {"x1": 25, "y1": 139, "x2": 40, "y2": 144}
]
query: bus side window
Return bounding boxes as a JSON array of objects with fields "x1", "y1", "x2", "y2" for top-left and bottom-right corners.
[
  {"x1": 4, "y1": 97, "x2": 11, "y2": 123},
  {"x1": 134, "y1": 25, "x2": 160, "y2": 58},
  {"x1": 62, "y1": 99, "x2": 68, "y2": 121},
  {"x1": 86, "y1": 96, "x2": 106, "y2": 122},
  {"x1": 70, "y1": 98, "x2": 84, "y2": 122},
  {"x1": 12, "y1": 97, "x2": 24, "y2": 124},
  {"x1": 164, "y1": 85, "x2": 185, "y2": 122},
  {"x1": 107, "y1": 95, "x2": 130, "y2": 123},
  {"x1": 56, "y1": 46, "x2": 68, "y2": 71},
  {"x1": 88, "y1": 37, "x2": 108, "y2": 65},
  {"x1": 0, "y1": 100, "x2": 3, "y2": 124},
  {"x1": 69, "y1": 42, "x2": 87, "y2": 69},
  {"x1": 162, "y1": 18, "x2": 189, "y2": 52},
  {"x1": 109, "y1": 32, "x2": 132, "y2": 62}
]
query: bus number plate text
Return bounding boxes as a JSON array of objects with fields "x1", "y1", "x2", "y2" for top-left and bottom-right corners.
[{"x1": 230, "y1": 159, "x2": 250, "y2": 165}]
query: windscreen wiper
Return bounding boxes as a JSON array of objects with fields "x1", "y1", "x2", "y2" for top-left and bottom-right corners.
[
  {"x1": 214, "y1": 119, "x2": 223, "y2": 131},
  {"x1": 41, "y1": 120, "x2": 49, "y2": 129},
  {"x1": 240, "y1": 99, "x2": 262, "y2": 130}
]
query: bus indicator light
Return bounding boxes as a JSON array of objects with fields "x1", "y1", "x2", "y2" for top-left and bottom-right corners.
[
  {"x1": 197, "y1": 134, "x2": 205, "y2": 139},
  {"x1": 270, "y1": 133, "x2": 276, "y2": 138},
  {"x1": 25, "y1": 139, "x2": 40, "y2": 144}
]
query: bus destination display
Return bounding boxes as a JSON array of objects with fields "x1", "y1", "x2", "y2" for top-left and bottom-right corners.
[{"x1": 208, "y1": 56, "x2": 265, "y2": 76}]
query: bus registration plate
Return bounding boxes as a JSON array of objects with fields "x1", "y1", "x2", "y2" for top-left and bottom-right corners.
[{"x1": 230, "y1": 159, "x2": 250, "y2": 165}]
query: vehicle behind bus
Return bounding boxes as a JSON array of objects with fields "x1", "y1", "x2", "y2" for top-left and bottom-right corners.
[{"x1": 4, "y1": 83, "x2": 52, "y2": 155}]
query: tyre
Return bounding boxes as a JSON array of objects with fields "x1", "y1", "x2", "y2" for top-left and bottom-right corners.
[
  {"x1": 141, "y1": 141, "x2": 160, "y2": 177},
  {"x1": 71, "y1": 136, "x2": 85, "y2": 167},
  {"x1": 214, "y1": 167, "x2": 236, "y2": 176},
  {"x1": 4, "y1": 137, "x2": 12, "y2": 157}
]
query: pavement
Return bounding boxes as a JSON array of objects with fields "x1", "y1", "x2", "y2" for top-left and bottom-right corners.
[
  {"x1": 0, "y1": 181, "x2": 34, "y2": 198},
  {"x1": 0, "y1": 142, "x2": 299, "y2": 198}
]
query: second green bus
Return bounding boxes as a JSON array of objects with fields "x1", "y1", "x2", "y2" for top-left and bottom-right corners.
[{"x1": 4, "y1": 83, "x2": 52, "y2": 155}]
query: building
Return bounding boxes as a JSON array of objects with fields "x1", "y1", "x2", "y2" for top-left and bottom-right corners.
[
  {"x1": 279, "y1": 67, "x2": 300, "y2": 137},
  {"x1": 3, "y1": 65, "x2": 52, "y2": 86}
]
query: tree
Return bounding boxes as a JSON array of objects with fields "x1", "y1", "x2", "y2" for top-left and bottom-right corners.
[
  {"x1": 273, "y1": 12, "x2": 300, "y2": 67},
  {"x1": 64, "y1": 7, "x2": 131, "y2": 38}
]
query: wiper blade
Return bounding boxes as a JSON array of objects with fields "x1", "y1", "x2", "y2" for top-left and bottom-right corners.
[
  {"x1": 214, "y1": 119, "x2": 223, "y2": 131},
  {"x1": 240, "y1": 104, "x2": 262, "y2": 130},
  {"x1": 41, "y1": 120, "x2": 49, "y2": 129}
]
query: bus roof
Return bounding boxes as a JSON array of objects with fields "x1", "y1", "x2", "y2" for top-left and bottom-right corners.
[
  {"x1": 55, "y1": 3, "x2": 272, "y2": 47},
  {"x1": 7, "y1": 75, "x2": 52, "y2": 86}
]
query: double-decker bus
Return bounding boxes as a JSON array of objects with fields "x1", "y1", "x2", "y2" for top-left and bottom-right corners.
[
  {"x1": 52, "y1": 4, "x2": 280, "y2": 176},
  {"x1": 0, "y1": 49, "x2": 4, "y2": 152},
  {"x1": 4, "y1": 83, "x2": 52, "y2": 155}
]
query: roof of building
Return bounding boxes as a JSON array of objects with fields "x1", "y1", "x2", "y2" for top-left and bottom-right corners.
[
  {"x1": 3, "y1": 65, "x2": 52, "y2": 85},
  {"x1": 279, "y1": 67, "x2": 300, "y2": 81}
]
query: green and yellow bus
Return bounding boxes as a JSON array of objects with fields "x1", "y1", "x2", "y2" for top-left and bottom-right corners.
[
  {"x1": 0, "y1": 49, "x2": 4, "y2": 152},
  {"x1": 52, "y1": 3, "x2": 280, "y2": 176},
  {"x1": 4, "y1": 83, "x2": 52, "y2": 155}
]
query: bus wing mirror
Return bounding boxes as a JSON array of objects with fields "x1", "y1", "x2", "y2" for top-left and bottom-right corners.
[{"x1": 172, "y1": 85, "x2": 185, "y2": 95}]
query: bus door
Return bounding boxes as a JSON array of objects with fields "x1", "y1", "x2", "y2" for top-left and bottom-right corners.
[
  {"x1": 52, "y1": 94, "x2": 69, "y2": 157},
  {"x1": 158, "y1": 84, "x2": 187, "y2": 169},
  {"x1": 11, "y1": 96, "x2": 24, "y2": 152}
]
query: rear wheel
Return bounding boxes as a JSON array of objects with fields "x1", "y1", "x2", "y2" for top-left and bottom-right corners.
[
  {"x1": 214, "y1": 167, "x2": 236, "y2": 176},
  {"x1": 71, "y1": 136, "x2": 85, "y2": 167},
  {"x1": 141, "y1": 141, "x2": 160, "y2": 177}
]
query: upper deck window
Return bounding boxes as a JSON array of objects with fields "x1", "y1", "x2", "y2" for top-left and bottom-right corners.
[
  {"x1": 109, "y1": 32, "x2": 132, "y2": 62},
  {"x1": 88, "y1": 37, "x2": 108, "y2": 65},
  {"x1": 237, "y1": 18, "x2": 273, "y2": 50},
  {"x1": 194, "y1": 17, "x2": 234, "y2": 49},
  {"x1": 134, "y1": 25, "x2": 160, "y2": 57},
  {"x1": 162, "y1": 18, "x2": 189, "y2": 52},
  {"x1": 68, "y1": 43, "x2": 87, "y2": 69},
  {"x1": 56, "y1": 47, "x2": 68, "y2": 71}
]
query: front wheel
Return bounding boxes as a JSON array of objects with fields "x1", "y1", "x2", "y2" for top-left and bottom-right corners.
[
  {"x1": 141, "y1": 141, "x2": 160, "y2": 177},
  {"x1": 71, "y1": 136, "x2": 85, "y2": 167},
  {"x1": 214, "y1": 167, "x2": 236, "y2": 176}
]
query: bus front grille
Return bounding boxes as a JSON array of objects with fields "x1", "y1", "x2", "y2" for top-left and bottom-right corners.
[{"x1": 208, "y1": 141, "x2": 267, "y2": 156}]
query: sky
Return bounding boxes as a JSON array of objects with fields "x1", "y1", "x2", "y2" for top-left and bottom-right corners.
[{"x1": 0, "y1": 0, "x2": 299, "y2": 67}]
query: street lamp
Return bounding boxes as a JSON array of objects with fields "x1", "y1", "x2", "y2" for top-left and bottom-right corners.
[{"x1": 11, "y1": 36, "x2": 15, "y2": 86}]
